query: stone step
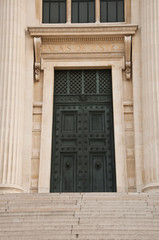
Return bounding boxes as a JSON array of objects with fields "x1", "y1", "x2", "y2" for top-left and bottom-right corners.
[
  {"x1": 1, "y1": 202, "x2": 153, "y2": 209},
  {"x1": 4, "y1": 202, "x2": 150, "y2": 207},
  {"x1": 2, "y1": 201, "x2": 156, "y2": 208},
  {"x1": 0, "y1": 192, "x2": 158, "y2": 200},
  {"x1": 0, "y1": 229, "x2": 159, "y2": 237},
  {"x1": 77, "y1": 213, "x2": 155, "y2": 217},
  {"x1": 5, "y1": 207, "x2": 79, "y2": 213},
  {"x1": 1, "y1": 235, "x2": 159, "y2": 240},
  {"x1": 4, "y1": 205, "x2": 152, "y2": 211},
  {"x1": 73, "y1": 225, "x2": 159, "y2": 230},
  {"x1": 79, "y1": 217, "x2": 159, "y2": 223},
  {"x1": 0, "y1": 200, "x2": 151, "y2": 204},
  {"x1": 80, "y1": 207, "x2": 155, "y2": 211},
  {"x1": 0, "y1": 230, "x2": 72, "y2": 237},
  {"x1": 4, "y1": 205, "x2": 155, "y2": 211},
  {"x1": 5, "y1": 205, "x2": 152, "y2": 210},
  {"x1": 73, "y1": 229, "x2": 159, "y2": 236},
  {"x1": 0, "y1": 196, "x2": 151, "y2": 202},
  {"x1": 1, "y1": 215, "x2": 159, "y2": 224},
  {"x1": 1, "y1": 217, "x2": 156, "y2": 225},
  {"x1": 0, "y1": 192, "x2": 157, "y2": 196},
  {"x1": 0, "y1": 194, "x2": 150, "y2": 199},
  {"x1": 0, "y1": 199, "x2": 146, "y2": 202},
  {"x1": 0, "y1": 217, "x2": 78, "y2": 223},
  {"x1": 1, "y1": 224, "x2": 159, "y2": 231},
  {"x1": 0, "y1": 217, "x2": 159, "y2": 226},
  {"x1": 2, "y1": 208, "x2": 156, "y2": 215},
  {"x1": 0, "y1": 212, "x2": 155, "y2": 219},
  {"x1": 0, "y1": 212, "x2": 157, "y2": 219}
]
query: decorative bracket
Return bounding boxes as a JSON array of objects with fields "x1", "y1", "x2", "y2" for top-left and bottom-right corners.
[
  {"x1": 34, "y1": 37, "x2": 41, "y2": 81},
  {"x1": 124, "y1": 35, "x2": 132, "y2": 80}
]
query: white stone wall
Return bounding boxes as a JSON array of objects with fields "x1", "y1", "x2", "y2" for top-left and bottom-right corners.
[{"x1": 0, "y1": 0, "x2": 159, "y2": 193}]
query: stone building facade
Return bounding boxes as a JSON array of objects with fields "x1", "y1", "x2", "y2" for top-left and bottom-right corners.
[{"x1": 0, "y1": 0, "x2": 159, "y2": 194}]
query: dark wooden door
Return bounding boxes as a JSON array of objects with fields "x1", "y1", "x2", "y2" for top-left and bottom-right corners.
[{"x1": 50, "y1": 70, "x2": 116, "y2": 192}]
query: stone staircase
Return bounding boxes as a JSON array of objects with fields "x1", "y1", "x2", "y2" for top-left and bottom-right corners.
[{"x1": 0, "y1": 193, "x2": 159, "y2": 240}]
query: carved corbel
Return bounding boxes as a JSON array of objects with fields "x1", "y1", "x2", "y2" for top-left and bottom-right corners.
[
  {"x1": 34, "y1": 37, "x2": 41, "y2": 81},
  {"x1": 124, "y1": 35, "x2": 132, "y2": 80}
]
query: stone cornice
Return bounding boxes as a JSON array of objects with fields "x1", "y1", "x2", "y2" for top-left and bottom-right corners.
[{"x1": 28, "y1": 24, "x2": 138, "y2": 38}]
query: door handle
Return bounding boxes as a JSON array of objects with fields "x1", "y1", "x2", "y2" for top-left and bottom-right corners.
[
  {"x1": 95, "y1": 162, "x2": 101, "y2": 170},
  {"x1": 65, "y1": 162, "x2": 71, "y2": 169}
]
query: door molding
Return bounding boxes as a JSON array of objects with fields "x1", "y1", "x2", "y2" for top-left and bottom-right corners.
[{"x1": 38, "y1": 59, "x2": 127, "y2": 193}]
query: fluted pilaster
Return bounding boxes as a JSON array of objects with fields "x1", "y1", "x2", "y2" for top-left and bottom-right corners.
[
  {"x1": 0, "y1": 0, "x2": 25, "y2": 192},
  {"x1": 141, "y1": 0, "x2": 159, "y2": 192}
]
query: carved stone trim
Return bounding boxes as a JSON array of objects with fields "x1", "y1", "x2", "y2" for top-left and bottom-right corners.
[
  {"x1": 34, "y1": 37, "x2": 41, "y2": 81},
  {"x1": 33, "y1": 102, "x2": 43, "y2": 114},
  {"x1": 41, "y1": 42, "x2": 124, "y2": 54},
  {"x1": 42, "y1": 37, "x2": 124, "y2": 43},
  {"x1": 55, "y1": 95, "x2": 112, "y2": 103},
  {"x1": 123, "y1": 100, "x2": 133, "y2": 114},
  {"x1": 123, "y1": 101, "x2": 133, "y2": 106},
  {"x1": 124, "y1": 35, "x2": 132, "y2": 80}
]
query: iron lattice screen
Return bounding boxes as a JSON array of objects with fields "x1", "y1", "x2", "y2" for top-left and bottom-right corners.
[{"x1": 54, "y1": 70, "x2": 112, "y2": 95}]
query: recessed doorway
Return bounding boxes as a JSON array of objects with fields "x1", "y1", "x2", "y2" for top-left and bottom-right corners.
[{"x1": 50, "y1": 69, "x2": 116, "y2": 192}]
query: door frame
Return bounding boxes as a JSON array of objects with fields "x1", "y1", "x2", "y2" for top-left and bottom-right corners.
[{"x1": 38, "y1": 59, "x2": 128, "y2": 193}]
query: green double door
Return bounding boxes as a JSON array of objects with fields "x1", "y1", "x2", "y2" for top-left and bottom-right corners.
[{"x1": 50, "y1": 69, "x2": 116, "y2": 192}]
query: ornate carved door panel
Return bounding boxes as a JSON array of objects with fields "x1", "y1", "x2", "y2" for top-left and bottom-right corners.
[{"x1": 50, "y1": 70, "x2": 116, "y2": 192}]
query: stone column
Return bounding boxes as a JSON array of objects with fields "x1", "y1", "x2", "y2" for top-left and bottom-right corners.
[
  {"x1": 141, "y1": 0, "x2": 159, "y2": 192},
  {"x1": 0, "y1": 0, "x2": 25, "y2": 192}
]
